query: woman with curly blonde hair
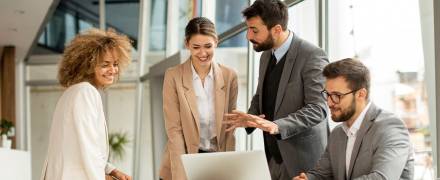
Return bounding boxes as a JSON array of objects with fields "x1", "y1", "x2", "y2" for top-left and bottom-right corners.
[{"x1": 41, "y1": 28, "x2": 132, "y2": 180}]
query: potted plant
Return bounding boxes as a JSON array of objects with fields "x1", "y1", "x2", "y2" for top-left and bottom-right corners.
[
  {"x1": 0, "y1": 118, "x2": 14, "y2": 149},
  {"x1": 108, "y1": 131, "x2": 130, "y2": 162}
]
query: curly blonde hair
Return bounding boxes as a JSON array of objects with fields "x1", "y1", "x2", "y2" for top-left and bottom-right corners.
[{"x1": 58, "y1": 28, "x2": 132, "y2": 88}]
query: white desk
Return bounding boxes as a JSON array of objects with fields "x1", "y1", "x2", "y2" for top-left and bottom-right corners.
[{"x1": 0, "y1": 148, "x2": 31, "y2": 180}]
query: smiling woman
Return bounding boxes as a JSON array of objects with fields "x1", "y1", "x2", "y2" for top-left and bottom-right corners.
[
  {"x1": 57, "y1": 28, "x2": 131, "y2": 89},
  {"x1": 159, "y1": 17, "x2": 239, "y2": 180},
  {"x1": 41, "y1": 28, "x2": 133, "y2": 180},
  {"x1": 93, "y1": 51, "x2": 120, "y2": 89}
]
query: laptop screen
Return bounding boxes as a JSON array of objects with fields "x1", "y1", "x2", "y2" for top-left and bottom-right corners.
[{"x1": 181, "y1": 150, "x2": 271, "y2": 180}]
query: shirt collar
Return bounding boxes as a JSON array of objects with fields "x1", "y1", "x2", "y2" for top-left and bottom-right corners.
[
  {"x1": 342, "y1": 101, "x2": 372, "y2": 135},
  {"x1": 191, "y1": 61, "x2": 213, "y2": 80},
  {"x1": 272, "y1": 30, "x2": 293, "y2": 62}
]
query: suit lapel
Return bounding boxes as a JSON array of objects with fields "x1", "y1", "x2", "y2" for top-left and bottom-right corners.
[
  {"x1": 258, "y1": 52, "x2": 271, "y2": 112},
  {"x1": 182, "y1": 59, "x2": 201, "y2": 136},
  {"x1": 213, "y1": 63, "x2": 225, "y2": 145},
  {"x1": 347, "y1": 103, "x2": 381, "y2": 179},
  {"x1": 274, "y1": 34, "x2": 300, "y2": 114}
]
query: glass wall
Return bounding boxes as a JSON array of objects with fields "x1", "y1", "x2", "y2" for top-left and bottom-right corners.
[
  {"x1": 149, "y1": 0, "x2": 167, "y2": 52},
  {"x1": 144, "y1": 0, "x2": 168, "y2": 74},
  {"x1": 288, "y1": 0, "x2": 319, "y2": 46},
  {"x1": 37, "y1": 0, "x2": 100, "y2": 52},
  {"x1": 38, "y1": 9, "x2": 78, "y2": 52},
  {"x1": 328, "y1": 0, "x2": 432, "y2": 179},
  {"x1": 105, "y1": 0, "x2": 140, "y2": 50},
  {"x1": 215, "y1": 0, "x2": 248, "y2": 48}
]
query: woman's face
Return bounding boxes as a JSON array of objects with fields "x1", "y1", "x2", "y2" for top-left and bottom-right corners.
[
  {"x1": 94, "y1": 51, "x2": 119, "y2": 89},
  {"x1": 186, "y1": 34, "x2": 217, "y2": 68}
]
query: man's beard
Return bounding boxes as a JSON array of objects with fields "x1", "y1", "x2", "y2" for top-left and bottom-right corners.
[
  {"x1": 331, "y1": 97, "x2": 356, "y2": 123},
  {"x1": 250, "y1": 34, "x2": 275, "y2": 52}
]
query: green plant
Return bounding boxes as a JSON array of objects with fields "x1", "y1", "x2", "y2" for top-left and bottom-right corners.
[
  {"x1": 0, "y1": 118, "x2": 13, "y2": 136},
  {"x1": 108, "y1": 131, "x2": 130, "y2": 161}
]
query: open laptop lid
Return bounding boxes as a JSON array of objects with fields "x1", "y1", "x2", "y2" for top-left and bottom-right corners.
[{"x1": 181, "y1": 150, "x2": 270, "y2": 180}]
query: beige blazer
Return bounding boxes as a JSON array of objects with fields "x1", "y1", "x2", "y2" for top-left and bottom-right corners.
[{"x1": 159, "y1": 59, "x2": 238, "y2": 180}]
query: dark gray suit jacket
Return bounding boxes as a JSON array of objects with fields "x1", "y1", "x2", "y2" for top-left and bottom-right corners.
[
  {"x1": 247, "y1": 33, "x2": 329, "y2": 177},
  {"x1": 307, "y1": 103, "x2": 414, "y2": 180}
]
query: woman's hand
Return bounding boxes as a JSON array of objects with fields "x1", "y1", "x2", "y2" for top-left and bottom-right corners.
[{"x1": 109, "y1": 169, "x2": 132, "y2": 180}]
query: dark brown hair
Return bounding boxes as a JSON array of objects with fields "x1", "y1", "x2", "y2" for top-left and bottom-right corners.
[
  {"x1": 242, "y1": 0, "x2": 288, "y2": 30},
  {"x1": 323, "y1": 58, "x2": 371, "y2": 98},
  {"x1": 58, "y1": 28, "x2": 132, "y2": 88},
  {"x1": 185, "y1": 17, "x2": 217, "y2": 43}
]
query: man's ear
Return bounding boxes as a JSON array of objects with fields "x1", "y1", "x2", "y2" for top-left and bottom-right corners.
[
  {"x1": 357, "y1": 88, "x2": 368, "y2": 99},
  {"x1": 271, "y1": 24, "x2": 283, "y2": 35}
]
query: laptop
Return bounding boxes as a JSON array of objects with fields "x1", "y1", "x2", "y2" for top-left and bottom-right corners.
[{"x1": 181, "y1": 150, "x2": 271, "y2": 180}]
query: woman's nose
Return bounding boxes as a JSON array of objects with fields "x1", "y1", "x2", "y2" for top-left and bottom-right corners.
[{"x1": 109, "y1": 65, "x2": 117, "y2": 73}]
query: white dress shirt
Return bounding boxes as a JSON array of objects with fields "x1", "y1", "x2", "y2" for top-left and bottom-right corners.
[
  {"x1": 272, "y1": 30, "x2": 293, "y2": 63},
  {"x1": 342, "y1": 101, "x2": 371, "y2": 176},
  {"x1": 191, "y1": 62, "x2": 217, "y2": 151}
]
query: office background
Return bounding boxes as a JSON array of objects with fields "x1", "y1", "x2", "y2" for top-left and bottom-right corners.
[{"x1": 0, "y1": 0, "x2": 438, "y2": 179}]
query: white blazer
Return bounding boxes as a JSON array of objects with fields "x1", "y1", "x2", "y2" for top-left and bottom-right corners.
[{"x1": 41, "y1": 82, "x2": 115, "y2": 180}]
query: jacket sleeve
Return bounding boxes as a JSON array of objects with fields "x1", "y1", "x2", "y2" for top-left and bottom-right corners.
[
  {"x1": 229, "y1": 70, "x2": 238, "y2": 112},
  {"x1": 71, "y1": 86, "x2": 107, "y2": 180},
  {"x1": 307, "y1": 146, "x2": 334, "y2": 180},
  {"x1": 274, "y1": 48, "x2": 329, "y2": 139},
  {"x1": 163, "y1": 69, "x2": 187, "y2": 180},
  {"x1": 352, "y1": 119, "x2": 412, "y2": 180},
  {"x1": 225, "y1": 70, "x2": 239, "y2": 150}
]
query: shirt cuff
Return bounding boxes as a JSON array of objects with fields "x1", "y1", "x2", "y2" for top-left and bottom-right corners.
[{"x1": 105, "y1": 162, "x2": 116, "y2": 175}]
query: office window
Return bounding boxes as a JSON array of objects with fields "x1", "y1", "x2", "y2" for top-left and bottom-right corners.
[
  {"x1": 216, "y1": 0, "x2": 247, "y2": 47},
  {"x1": 288, "y1": 0, "x2": 319, "y2": 46},
  {"x1": 149, "y1": 0, "x2": 167, "y2": 52},
  {"x1": 79, "y1": 19, "x2": 94, "y2": 32},
  {"x1": 105, "y1": 0, "x2": 140, "y2": 50}
]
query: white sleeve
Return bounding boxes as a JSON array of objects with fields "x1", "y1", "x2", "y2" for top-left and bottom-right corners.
[
  {"x1": 105, "y1": 162, "x2": 116, "y2": 174},
  {"x1": 72, "y1": 86, "x2": 107, "y2": 180}
]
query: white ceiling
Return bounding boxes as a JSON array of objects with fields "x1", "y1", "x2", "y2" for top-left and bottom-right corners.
[{"x1": 0, "y1": 0, "x2": 55, "y2": 61}]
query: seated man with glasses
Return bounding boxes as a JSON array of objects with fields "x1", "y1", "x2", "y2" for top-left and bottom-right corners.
[{"x1": 293, "y1": 58, "x2": 414, "y2": 180}]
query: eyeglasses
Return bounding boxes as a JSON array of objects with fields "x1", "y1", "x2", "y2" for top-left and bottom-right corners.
[{"x1": 321, "y1": 89, "x2": 359, "y2": 104}]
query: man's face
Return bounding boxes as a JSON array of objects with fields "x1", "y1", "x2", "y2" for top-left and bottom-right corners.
[
  {"x1": 324, "y1": 77, "x2": 357, "y2": 123},
  {"x1": 245, "y1": 16, "x2": 275, "y2": 52}
]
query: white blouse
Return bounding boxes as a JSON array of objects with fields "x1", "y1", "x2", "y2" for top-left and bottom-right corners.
[{"x1": 191, "y1": 63, "x2": 217, "y2": 151}]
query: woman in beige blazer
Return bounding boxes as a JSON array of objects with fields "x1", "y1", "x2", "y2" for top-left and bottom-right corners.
[
  {"x1": 41, "y1": 29, "x2": 132, "y2": 180},
  {"x1": 159, "y1": 17, "x2": 238, "y2": 180}
]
